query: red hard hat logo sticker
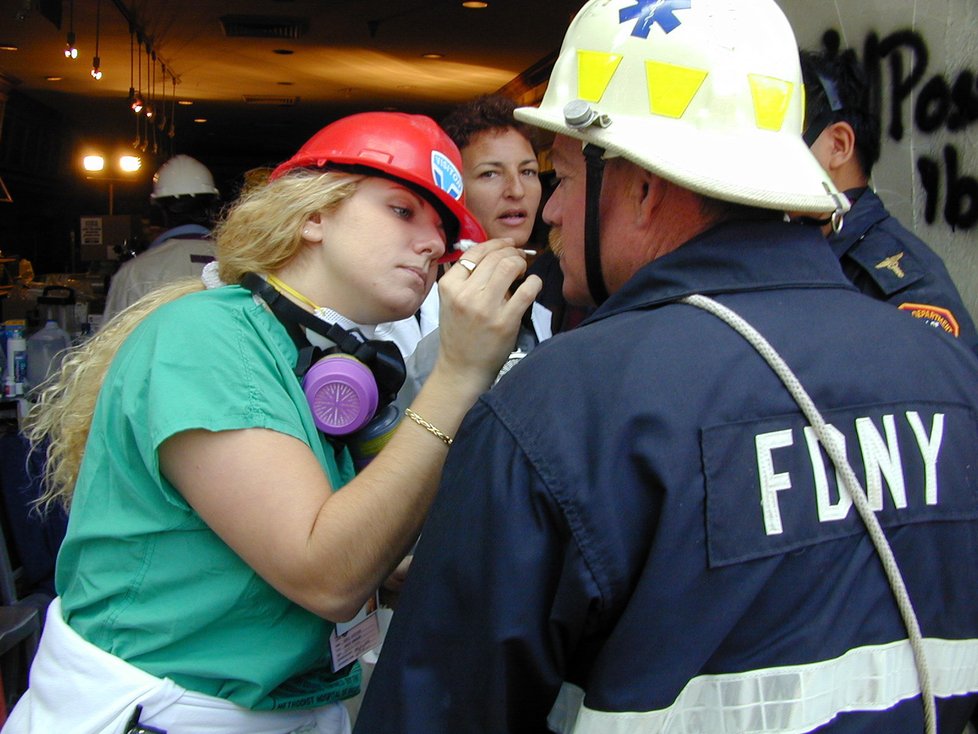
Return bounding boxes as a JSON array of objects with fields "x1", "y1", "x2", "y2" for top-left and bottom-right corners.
[{"x1": 431, "y1": 151, "x2": 464, "y2": 201}]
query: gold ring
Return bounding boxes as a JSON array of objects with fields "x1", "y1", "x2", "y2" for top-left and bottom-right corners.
[{"x1": 458, "y1": 258, "x2": 477, "y2": 273}]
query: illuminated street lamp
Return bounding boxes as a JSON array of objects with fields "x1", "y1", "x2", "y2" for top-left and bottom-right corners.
[
  {"x1": 81, "y1": 151, "x2": 144, "y2": 214},
  {"x1": 83, "y1": 155, "x2": 105, "y2": 172}
]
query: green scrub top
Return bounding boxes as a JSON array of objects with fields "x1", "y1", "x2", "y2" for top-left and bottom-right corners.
[{"x1": 57, "y1": 285, "x2": 359, "y2": 710}]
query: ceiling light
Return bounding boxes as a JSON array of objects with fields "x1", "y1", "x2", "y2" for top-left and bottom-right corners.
[
  {"x1": 178, "y1": 100, "x2": 194, "y2": 106},
  {"x1": 422, "y1": 52, "x2": 444, "y2": 59},
  {"x1": 91, "y1": 58, "x2": 102, "y2": 80},
  {"x1": 193, "y1": 118, "x2": 207, "y2": 124},
  {"x1": 45, "y1": 76, "x2": 63, "y2": 82},
  {"x1": 0, "y1": 44, "x2": 18, "y2": 52},
  {"x1": 83, "y1": 155, "x2": 105, "y2": 172},
  {"x1": 462, "y1": 1, "x2": 489, "y2": 7}
]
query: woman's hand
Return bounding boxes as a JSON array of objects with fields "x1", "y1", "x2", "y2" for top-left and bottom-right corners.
[{"x1": 435, "y1": 238, "x2": 542, "y2": 393}]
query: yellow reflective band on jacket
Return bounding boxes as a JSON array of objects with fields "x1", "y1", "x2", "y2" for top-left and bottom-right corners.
[{"x1": 548, "y1": 637, "x2": 978, "y2": 733}]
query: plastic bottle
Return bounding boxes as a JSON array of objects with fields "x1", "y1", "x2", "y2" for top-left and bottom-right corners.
[
  {"x1": 26, "y1": 320, "x2": 71, "y2": 392},
  {"x1": 5, "y1": 324, "x2": 27, "y2": 397}
]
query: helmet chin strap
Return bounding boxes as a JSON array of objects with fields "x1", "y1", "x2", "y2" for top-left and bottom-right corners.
[{"x1": 583, "y1": 143, "x2": 611, "y2": 306}]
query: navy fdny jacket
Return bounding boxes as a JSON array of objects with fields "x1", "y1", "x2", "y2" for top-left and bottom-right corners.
[
  {"x1": 355, "y1": 220, "x2": 978, "y2": 734},
  {"x1": 829, "y1": 187, "x2": 978, "y2": 359}
]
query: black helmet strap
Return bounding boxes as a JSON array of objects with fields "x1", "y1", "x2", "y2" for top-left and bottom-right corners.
[{"x1": 583, "y1": 143, "x2": 610, "y2": 306}]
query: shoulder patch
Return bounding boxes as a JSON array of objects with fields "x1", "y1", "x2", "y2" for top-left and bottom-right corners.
[
  {"x1": 898, "y1": 302, "x2": 961, "y2": 337},
  {"x1": 847, "y1": 243, "x2": 926, "y2": 296}
]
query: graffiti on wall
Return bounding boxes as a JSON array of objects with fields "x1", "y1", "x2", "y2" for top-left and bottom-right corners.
[{"x1": 818, "y1": 29, "x2": 977, "y2": 230}]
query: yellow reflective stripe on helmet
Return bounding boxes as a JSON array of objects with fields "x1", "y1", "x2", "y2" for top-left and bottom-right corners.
[
  {"x1": 645, "y1": 61, "x2": 708, "y2": 119},
  {"x1": 577, "y1": 50, "x2": 623, "y2": 103},
  {"x1": 749, "y1": 74, "x2": 795, "y2": 131}
]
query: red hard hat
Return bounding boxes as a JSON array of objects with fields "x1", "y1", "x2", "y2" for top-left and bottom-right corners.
[{"x1": 271, "y1": 112, "x2": 485, "y2": 260}]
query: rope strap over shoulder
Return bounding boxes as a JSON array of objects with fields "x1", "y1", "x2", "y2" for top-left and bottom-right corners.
[{"x1": 680, "y1": 293, "x2": 936, "y2": 734}]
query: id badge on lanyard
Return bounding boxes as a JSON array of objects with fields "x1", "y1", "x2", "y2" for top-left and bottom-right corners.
[{"x1": 328, "y1": 591, "x2": 381, "y2": 672}]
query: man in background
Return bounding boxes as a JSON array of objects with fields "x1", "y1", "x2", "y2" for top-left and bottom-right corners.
[
  {"x1": 801, "y1": 48, "x2": 978, "y2": 357},
  {"x1": 101, "y1": 154, "x2": 218, "y2": 322}
]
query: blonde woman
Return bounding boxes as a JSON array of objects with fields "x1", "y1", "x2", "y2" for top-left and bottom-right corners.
[{"x1": 7, "y1": 112, "x2": 540, "y2": 734}]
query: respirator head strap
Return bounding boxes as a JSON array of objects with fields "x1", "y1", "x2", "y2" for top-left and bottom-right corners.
[
  {"x1": 240, "y1": 272, "x2": 407, "y2": 432},
  {"x1": 242, "y1": 271, "x2": 364, "y2": 348}
]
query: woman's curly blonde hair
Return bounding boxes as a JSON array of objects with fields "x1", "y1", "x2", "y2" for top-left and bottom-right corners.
[{"x1": 26, "y1": 169, "x2": 361, "y2": 512}]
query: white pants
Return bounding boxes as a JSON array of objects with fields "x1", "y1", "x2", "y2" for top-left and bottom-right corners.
[{"x1": 5, "y1": 598, "x2": 351, "y2": 734}]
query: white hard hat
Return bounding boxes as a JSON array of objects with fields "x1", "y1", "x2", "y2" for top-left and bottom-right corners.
[
  {"x1": 515, "y1": 0, "x2": 847, "y2": 214},
  {"x1": 151, "y1": 154, "x2": 219, "y2": 200}
]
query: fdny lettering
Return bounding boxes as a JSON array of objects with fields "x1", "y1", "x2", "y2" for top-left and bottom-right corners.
[
  {"x1": 756, "y1": 411, "x2": 944, "y2": 535},
  {"x1": 702, "y1": 402, "x2": 978, "y2": 567},
  {"x1": 619, "y1": 0, "x2": 691, "y2": 38}
]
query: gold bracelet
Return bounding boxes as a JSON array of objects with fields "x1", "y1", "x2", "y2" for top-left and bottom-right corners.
[{"x1": 404, "y1": 408, "x2": 453, "y2": 447}]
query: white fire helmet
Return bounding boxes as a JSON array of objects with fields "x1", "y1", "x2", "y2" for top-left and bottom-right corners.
[
  {"x1": 515, "y1": 0, "x2": 848, "y2": 215},
  {"x1": 151, "y1": 154, "x2": 219, "y2": 200}
]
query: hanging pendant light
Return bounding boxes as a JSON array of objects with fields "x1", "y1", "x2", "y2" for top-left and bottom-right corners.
[
  {"x1": 64, "y1": 0, "x2": 77, "y2": 58},
  {"x1": 144, "y1": 47, "x2": 154, "y2": 119},
  {"x1": 140, "y1": 56, "x2": 149, "y2": 152},
  {"x1": 168, "y1": 75, "x2": 177, "y2": 141},
  {"x1": 136, "y1": 53, "x2": 147, "y2": 151},
  {"x1": 128, "y1": 29, "x2": 143, "y2": 112},
  {"x1": 134, "y1": 106, "x2": 144, "y2": 150},
  {"x1": 149, "y1": 55, "x2": 159, "y2": 154},
  {"x1": 157, "y1": 63, "x2": 168, "y2": 132},
  {"x1": 90, "y1": 0, "x2": 102, "y2": 79}
]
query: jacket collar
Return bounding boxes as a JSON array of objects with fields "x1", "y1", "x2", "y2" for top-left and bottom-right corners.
[
  {"x1": 148, "y1": 223, "x2": 212, "y2": 250},
  {"x1": 826, "y1": 188, "x2": 888, "y2": 258},
  {"x1": 586, "y1": 219, "x2": 855, "y2": 325}
]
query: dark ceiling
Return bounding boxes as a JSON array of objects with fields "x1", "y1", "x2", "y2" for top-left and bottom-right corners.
[{"x1": 0, "y1": 0, "x2": 582, "y2": 172}]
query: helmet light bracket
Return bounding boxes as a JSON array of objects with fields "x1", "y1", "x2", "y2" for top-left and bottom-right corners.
[
  {"x1": 823, "y1": 182, "x2": 847, "y2": 234},
  {"x1": 583, "y1": 143, "x2": 611, "y2": 306},
  {"x1": 564, "y1": 100, "x2": 612, "y2": 130}
]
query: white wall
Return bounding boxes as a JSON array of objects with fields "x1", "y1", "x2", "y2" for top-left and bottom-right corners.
[{"x1": 780, "y1": 0, "x2": 978, "y2": 321}]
